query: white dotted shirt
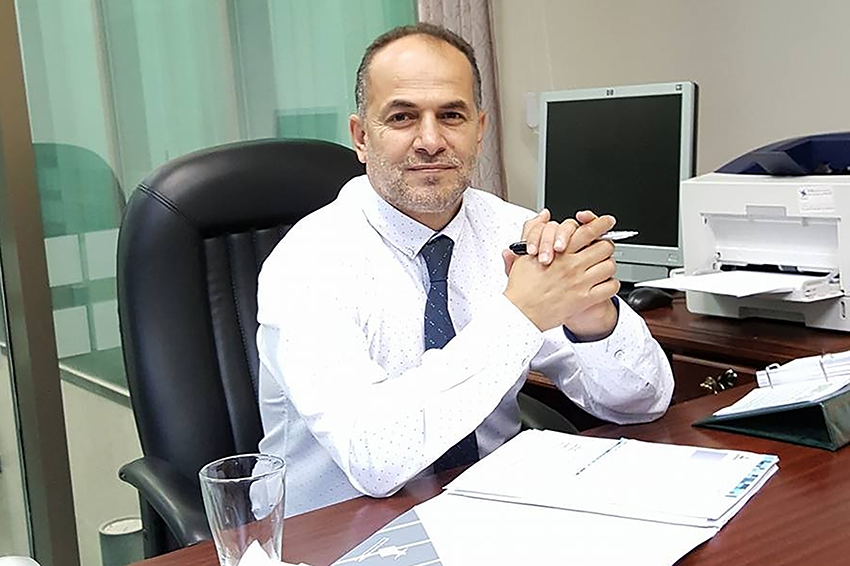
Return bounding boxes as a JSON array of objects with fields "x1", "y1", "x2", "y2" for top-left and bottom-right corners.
[{"x1": 257, "y1": 175, "x2": 673, "y2": 517}]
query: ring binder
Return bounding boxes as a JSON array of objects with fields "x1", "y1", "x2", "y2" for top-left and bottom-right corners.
[{"x1": 695, "y1": 349, "x2": 850, "y2": 450}]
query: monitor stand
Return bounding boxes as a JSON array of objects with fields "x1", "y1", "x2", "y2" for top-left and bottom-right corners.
[{"x1": 615, "y1": 262, "x2": 672, "y2": 284}]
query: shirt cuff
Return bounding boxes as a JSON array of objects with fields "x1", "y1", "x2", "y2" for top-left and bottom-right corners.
[{"x1": 562, "y1": 296, "x2": 620, "y2": 343}]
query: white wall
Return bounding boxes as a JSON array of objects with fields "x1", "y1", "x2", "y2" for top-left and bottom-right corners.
[
  {"x1": 62, "y1": 382, "x2": 142, "y2": 566},
  {"x1": 492, "y1": 0, "x2": 850, "y2": 209},
  {"x1": 0, "y1": 363, "x2": 140, "y2": 566},
  {"x1": 0, "y1": 354, "x2": 30, "y2": 557}
]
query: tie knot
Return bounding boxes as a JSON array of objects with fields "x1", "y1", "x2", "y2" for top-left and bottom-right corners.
[{"x1": 421, "y1": 235, "x2": 454, "y2": 282}]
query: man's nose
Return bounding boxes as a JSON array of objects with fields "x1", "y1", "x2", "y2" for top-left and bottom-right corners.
[{"x1": 413, "y1": 114, "x2": 446, "y2": 156}]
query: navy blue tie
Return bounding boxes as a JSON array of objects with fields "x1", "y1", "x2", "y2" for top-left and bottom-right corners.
[{"x1": 421, "y1": 235, "x2": 479, "y2": 472}]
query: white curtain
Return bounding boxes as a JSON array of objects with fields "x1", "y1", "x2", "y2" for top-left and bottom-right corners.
[{"x1": 418, "y1": 0, "x2": 506, "y2": 199}]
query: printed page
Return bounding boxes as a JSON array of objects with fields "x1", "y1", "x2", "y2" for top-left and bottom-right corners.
[
  {"x1": 569, "y1": 439, "x2": 777, "y2": 526},
  {"x1": 445, "y1": 431, "x2": 619, "y2": 501},
  {"x1": 636, "y1": 271, "x2": 817, "y2": 298},
  {"x1": 445, "y1": 430, "x2": 778, "y2": 527},
  {"x1": 417, "y1": 492, "x2": 716, "y2": 566},
  {"x1": 714, "y1": 379, "x2": 850, "y2": 417},
  {"x1": 756, "y1": 349, "x2": 850, "y2": 387}
]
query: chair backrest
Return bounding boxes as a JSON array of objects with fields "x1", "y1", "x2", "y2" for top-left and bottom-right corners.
[
  {"x1": 117, "y1": 139, "x2": 364, "y2": 481},
  {"x1": 34, "y1": 142, "x2": 125, "y2": 238}
]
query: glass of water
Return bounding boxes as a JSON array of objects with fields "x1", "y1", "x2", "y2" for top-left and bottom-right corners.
[{"x1": 199, "y1": 454, "x2": 286, "y2": 566}]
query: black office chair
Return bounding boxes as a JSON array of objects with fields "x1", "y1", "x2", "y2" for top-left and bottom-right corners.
[
  {"x1": 117, "y1": 138, "x2": 574, "y2": 558},
  {"x1": 117, "y1": 139, "x2": 365, "y2": 557}
]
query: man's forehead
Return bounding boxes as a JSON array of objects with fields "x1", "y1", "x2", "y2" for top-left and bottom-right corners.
[
  {"x1": 366, "y1": 35, "x2": 475, "y2": 106},
  {"x1": 372, "y1": 34, "x2": 464, "y2": 64}
]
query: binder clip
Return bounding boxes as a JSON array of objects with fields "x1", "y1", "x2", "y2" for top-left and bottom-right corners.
[{"x1": 699, "y1": 369, "x2": 739, "y2": 395}]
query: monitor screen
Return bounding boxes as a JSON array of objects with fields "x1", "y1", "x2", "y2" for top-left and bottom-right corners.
[{"x1": 538, "y1": 82, "x2": 696, "y2": 270}]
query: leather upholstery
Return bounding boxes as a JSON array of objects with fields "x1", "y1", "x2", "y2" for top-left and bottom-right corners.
[{"x1": 117, "y1": 138, "x2": 364, "y2": 556}]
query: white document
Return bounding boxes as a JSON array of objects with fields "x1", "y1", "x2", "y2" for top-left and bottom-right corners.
[
  {"x1": 756, "y1": 349, "x2": 850, "y2": 387},
  {"x1": 445, "y1": 430, "x2": 778, "y2": 528},
  {"x1": 713, "y1": 379, "x2": 850, "y2": 417},
  {"x1": 636, "y1": 270, "x2": 818, "y2": 298},
  {"x1": 236, "y1": 541, "x2": 311, "y2": 566},
  {"x1": 416, "y1": 492, "x2": 716, "y2": 566}
]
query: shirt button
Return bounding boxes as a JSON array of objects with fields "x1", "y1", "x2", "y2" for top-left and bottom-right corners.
[{"x1": 614, "y1": 349, "x2": 625, "y2": 360}]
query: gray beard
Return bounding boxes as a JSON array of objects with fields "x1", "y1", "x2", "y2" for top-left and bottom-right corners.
[{"x1": 366, "y1": 153, "x2": 476, "y2": 215}]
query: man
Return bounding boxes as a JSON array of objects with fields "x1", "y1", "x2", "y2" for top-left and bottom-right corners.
[{"x1": 257, "y1": 23, "x2": 673, "y2": 517}]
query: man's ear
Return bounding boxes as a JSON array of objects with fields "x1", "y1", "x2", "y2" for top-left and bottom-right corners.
[
  {"x1": 349, "y1": 114, "x2": 368, "y2": 164},
  {"x1": 476, "y1": 110, "x2": 487, "y2": 147}
]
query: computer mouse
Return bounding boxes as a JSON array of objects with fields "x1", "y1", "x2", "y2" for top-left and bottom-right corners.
[{"x1": 626, "y1": 287, "x2": 674, "y2": 312}]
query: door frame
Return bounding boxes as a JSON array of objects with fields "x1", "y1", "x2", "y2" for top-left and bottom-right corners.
[{"x1": 0, "y1": 2, "x2": 81, "y2": 565}]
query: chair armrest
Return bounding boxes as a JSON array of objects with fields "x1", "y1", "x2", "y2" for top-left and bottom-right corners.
[
  {"x1": 518, "y1": 392, "x2": 578, "y2": 434},
  {"x1": 119, "y1": 456, "x2": 211, "y2": 547}
]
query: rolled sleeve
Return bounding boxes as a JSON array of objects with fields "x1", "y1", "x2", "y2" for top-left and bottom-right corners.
[{"x1": 534, "y1": 300, "x2": 674, "y2": 425}]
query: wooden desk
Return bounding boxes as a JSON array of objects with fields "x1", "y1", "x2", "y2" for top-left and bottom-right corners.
[
  {"x1": 527, "y1": 296, "x2": 850, "y2": 412},
  {"x1": 592, "y1": 387, "x2": 850, "y2": 565},
  {"x1": 641, "y1": 296, "x2": 850, "y2": 403},
  {"x1": 135, "y1": 387, "x2": 850, "y2": 566}
]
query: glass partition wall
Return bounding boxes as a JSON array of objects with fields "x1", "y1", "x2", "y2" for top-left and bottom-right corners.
[
  {"x1": 0, "y1": 2, "x2": 79, "y2": 564},
  {"x1": 0, "y1": 175, "x2": 36, "y2": 560},
  {"x1": 3, "y1": 1, "x2": 416, "y2": 564}
]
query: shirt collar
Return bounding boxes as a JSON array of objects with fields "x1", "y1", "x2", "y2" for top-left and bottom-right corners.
[{"x1": 356, "y1": 175, "x2": 468, "y2": 259}]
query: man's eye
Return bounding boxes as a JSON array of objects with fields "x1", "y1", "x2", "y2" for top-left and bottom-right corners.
[
  {"x1": 388, "y1": 113, "x2": 413, "y2": 123},
  {"x1": 442, "y1": 111, "x2": 466, "y2": 122}
]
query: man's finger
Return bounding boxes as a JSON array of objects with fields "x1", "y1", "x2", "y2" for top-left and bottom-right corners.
[
  {"x1": 523, "y1": 209, "x2": 551, "y2": 256},
  {"x1": 572, "y1": 240, "x2": 615, "y2": 270},
  {"x1": 537, "y1": 221, "x2": 560, "y2": 264},
  {"x1": 583, "y1": 257, "x2": 618, "y2": 287},
  {"x1": 521, "y1": 209, "x2": 550, "y2": 246},
  {"x1": 565, "y1": 215, "x2": 616, "y2": 253},
  {"x1": 502, "y1": 248, "x2": 517, "y2": 276},
  {"x1": 554, "y1": 219, "x2": 579, "y2": 252},
  {"x1": 575, "y1": 209, "x2": 598, "y2": 225},
  {"x1": 588, "y1": 277, "x2": 621, "y2": 303}
]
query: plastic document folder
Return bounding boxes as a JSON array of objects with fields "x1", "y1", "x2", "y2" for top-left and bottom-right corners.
[
  {"x1": 694, "y1": 350, "x2": 850, "y2": 450},
  {"x1": 332, "y1": 508, "x2": 441, "y2": 566}
]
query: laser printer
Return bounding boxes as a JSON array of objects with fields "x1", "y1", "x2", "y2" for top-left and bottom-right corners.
[{"x1": 650, "y1": 133, "x2": 850, "y2": 331}]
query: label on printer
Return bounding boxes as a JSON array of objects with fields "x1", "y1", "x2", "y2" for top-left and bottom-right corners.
[{"x1": 798, "y1": 186, "x2": 835, "y2": 214}]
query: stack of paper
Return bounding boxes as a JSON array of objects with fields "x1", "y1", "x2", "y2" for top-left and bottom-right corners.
[
  {"x1": 694, "y1": 348, "x2": 850, "y2": 450},
  {"x1": 334, "y1": 431, "x2": 777, "y2": 566},
  {"x1": 756, "y1": 349, "x2": 850, "y2": 387},
  {"x1": 713, "y1": 379, "x2": 850, "y2": 417},
  {"x1": 444, "y1": 430, "x2": 777, "y2": 529},
  {"x1": 332, "y1": 500, "x2": 716, "y2": 566},
  {"x1": 414, "y1": 492, "x2": 717, "y2": 566},
  {"x1": 636, "y1": 270, "x2": 821, "y2": 298},
  {"x1": 711, "y1": 349, "x2": 850, "y2": 418}
]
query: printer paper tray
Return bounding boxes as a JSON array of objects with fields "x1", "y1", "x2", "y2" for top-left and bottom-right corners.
[{"x1": 637, "y1": 271, "x2": 841, "y2": 302}]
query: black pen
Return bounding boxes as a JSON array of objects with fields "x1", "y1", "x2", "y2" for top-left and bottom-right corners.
[{"x1": 509, "y1": 230, "x2": 638, "y2": 255}]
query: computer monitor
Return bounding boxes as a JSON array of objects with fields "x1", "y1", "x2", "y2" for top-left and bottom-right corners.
[{"x1": 537, "y1": 81, "x2": 697, "y2": 282}]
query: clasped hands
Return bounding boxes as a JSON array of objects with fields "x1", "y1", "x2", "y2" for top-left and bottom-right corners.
[{"x1": 502, "y1": 209, "x2": 620, "y2": 340}]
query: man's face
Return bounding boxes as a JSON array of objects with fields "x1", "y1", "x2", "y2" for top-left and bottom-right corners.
[{"x1": 350, "y1": 35, "x2": 485, "y2": 229}]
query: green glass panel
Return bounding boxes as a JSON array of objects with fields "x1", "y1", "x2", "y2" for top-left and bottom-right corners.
[{"x1": 15, "y1": 1, "x2": 417, "y2": 562}]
